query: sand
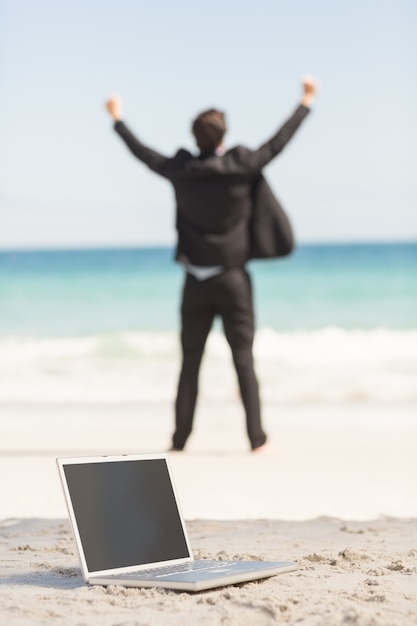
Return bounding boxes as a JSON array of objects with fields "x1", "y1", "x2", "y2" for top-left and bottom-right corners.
[
  {"x1": 1, "y1": 401, "x2": 417, "y2": 625},
  {"x1": 1, "y1": 517, "x2": 416, "y2": 626}
]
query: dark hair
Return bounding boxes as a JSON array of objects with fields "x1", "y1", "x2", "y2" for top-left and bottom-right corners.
[{"x1": 192, "y1": 108, "x2": 227, "y2": 153}]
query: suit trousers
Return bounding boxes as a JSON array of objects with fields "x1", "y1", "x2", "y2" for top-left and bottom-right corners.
[{"x1": 172, "y1": 267, "x2": 267, "y2": 450}]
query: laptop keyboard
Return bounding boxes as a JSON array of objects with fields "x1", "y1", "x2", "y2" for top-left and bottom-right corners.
[{"x1": 113, "y1": 560, "x2": 238, "y2": 580}]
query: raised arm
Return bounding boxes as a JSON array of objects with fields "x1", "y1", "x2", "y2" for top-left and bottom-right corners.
[
  {"x1": 248, "y1": 76, "x2": 318, "y2": 172},
  {"x1": 105, "y1": 95, "x2": 171, "y2": 177}
]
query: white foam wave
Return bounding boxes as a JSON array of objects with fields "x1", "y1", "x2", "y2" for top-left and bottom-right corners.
[{"x1": 0, "y1": 327, "x2": 416, "y2": 404}]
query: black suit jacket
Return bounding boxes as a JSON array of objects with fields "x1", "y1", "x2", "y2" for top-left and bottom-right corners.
[
  {"x1": 114, "y1": 104, "x2": 310, "y2": 266},
  {"x1": 250, "y1": 174, "x2": 294, "y2": 259}
]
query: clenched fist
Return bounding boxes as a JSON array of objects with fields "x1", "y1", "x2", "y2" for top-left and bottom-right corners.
[
  {"x1": 105, "y1": 95, "x2": 123, "y2": 121},
  {"x1": 301, "y1": 76, "x2": 318, "y2": 107}
]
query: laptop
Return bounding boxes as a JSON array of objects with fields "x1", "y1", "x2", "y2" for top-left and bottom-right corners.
[{"x1": 57, "y1": 453, "x2": 297, "y2": 592}]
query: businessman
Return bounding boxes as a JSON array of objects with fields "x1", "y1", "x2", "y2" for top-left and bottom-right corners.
[{"x1": 105, "y1": 76, "x2": 317, "y2": 452}]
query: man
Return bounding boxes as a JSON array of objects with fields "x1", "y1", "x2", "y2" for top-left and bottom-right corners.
[{"x1": 105, "y1": 76, "x2": 317, "y2": 452}]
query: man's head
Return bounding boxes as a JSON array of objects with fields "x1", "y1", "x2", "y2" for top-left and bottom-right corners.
[{"x1": 192, "y1": 108, "x2": 227, "y2": 153}]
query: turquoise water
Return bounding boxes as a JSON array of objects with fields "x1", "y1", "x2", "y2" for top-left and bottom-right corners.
[
  {"x1": 0, "y1": 243, "x2": 416, "y2": 335},
  {"x1": 0, "y1": 243, "x2": 416, "y2": 404}
]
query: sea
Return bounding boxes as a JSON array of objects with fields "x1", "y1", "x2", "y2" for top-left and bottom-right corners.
[{"x1": 0, "y1": 243, "x2": 416, "y2": 405}]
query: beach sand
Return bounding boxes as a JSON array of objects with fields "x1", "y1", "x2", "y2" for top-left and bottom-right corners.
[{"x1": 1, "y1": 401, "x2": 417, "y2": 625}]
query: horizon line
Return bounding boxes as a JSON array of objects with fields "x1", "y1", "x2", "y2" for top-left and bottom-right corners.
[{"x1": 0, "y1": 238, "x2": 416, "y2": 254}]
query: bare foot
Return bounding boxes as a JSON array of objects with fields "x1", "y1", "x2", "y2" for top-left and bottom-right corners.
[{"x1": 251, "y1": 442, "x2": 272, "y2": 454}]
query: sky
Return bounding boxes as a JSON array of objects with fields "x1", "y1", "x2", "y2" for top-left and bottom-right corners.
[{"x1": 0, "y1": 0, "x2": 416, "y2": 249}]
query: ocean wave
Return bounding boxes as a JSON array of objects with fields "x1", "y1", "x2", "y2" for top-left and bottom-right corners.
[{"x1": 0, "y1": 327, "x2": 416, "y2": 404}]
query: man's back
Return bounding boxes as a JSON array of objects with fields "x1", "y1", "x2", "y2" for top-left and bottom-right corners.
[{"x1": 114, "y1": 104, "x2": 310, "y2": 266}]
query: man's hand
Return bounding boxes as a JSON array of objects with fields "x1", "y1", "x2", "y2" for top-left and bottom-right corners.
[
  {"x1": 105, "y1": 95, "x2": 123, "y2": 121},
  {"x1": 301, "y1": 76, "x2": 318, "y2": 107}
]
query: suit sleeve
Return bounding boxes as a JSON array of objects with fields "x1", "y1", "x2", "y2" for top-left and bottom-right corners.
[
  {"x1": 114, "y1": 121, "x2": 172, "y2": 178},
  {"x1": 248, "y1": 104, "x2": 311, "y2": 171}
]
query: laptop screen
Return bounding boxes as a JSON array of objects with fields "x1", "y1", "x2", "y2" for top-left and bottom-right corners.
[{"x1": 62, "y1": 457, "x2": 190, "y2": 573}]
